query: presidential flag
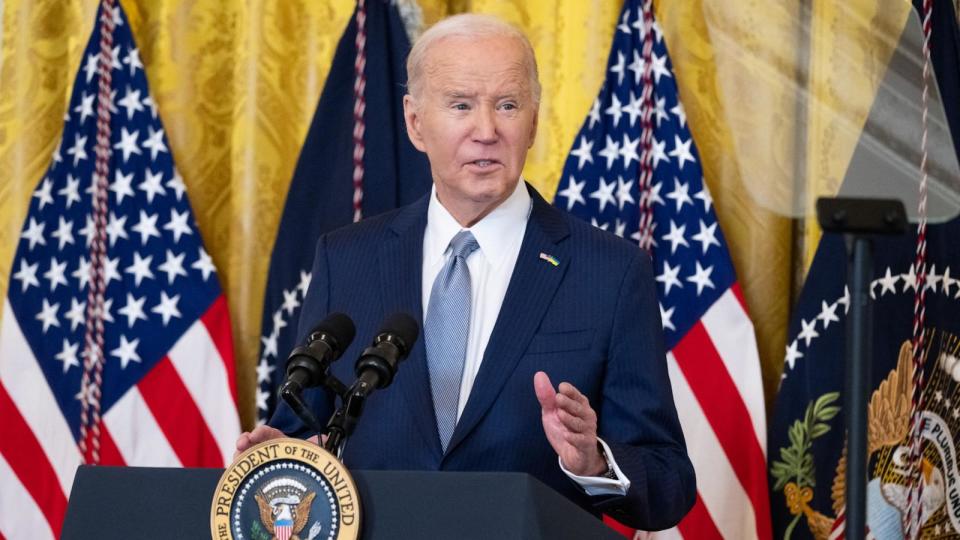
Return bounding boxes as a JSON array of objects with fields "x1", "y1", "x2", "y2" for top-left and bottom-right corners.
[
  {"x1": 768, "y1": 1, "x2": 960, "y2": 538},
  {"x1": 554, "y1": 0, "x2": 771, "y2": 537},
  {"x1": 256, "y1": 0, "x2": 430, "y2": 423},
  {"x1": 0, "y1": 3, "x2": 240, "y2": 538}
]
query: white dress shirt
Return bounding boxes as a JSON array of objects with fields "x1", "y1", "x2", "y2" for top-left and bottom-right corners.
[{"x1": 422, "y1": 180, "x2": 629, "y2": 496}]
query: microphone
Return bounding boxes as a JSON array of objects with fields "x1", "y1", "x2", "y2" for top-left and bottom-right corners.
[
  {"x1": 280, "y1": 312, "x2": 356, "y2": 397},
  {"x1": 350, "y1": 313, "x2": 419, "y2": 398}
]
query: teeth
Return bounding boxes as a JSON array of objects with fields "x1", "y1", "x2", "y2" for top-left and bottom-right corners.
[{"x1": 475, "y1": 160, "x2": 492, "y2": 167}]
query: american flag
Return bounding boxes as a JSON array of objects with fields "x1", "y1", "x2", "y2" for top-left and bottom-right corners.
[
  {"x1": 554, "y1": 0, "x2": 771, "y2": 537},
  {"x1": 0, "y1": 4, "x2": 240, "y2": 538},
  {"x1": 256, "y1": 0, "x2": 430, "y2": 424}
]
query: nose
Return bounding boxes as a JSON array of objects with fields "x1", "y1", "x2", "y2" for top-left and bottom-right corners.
[{"x1": 472, "y1": 105, "x2": 498, "y2": 144}]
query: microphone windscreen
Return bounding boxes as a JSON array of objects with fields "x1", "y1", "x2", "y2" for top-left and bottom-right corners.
[
  {"x1": 379, "y1": 312, "x2": 419, "y2": 350},
  {"x1": 310, "y1": 312, "x2": 356, "y2": 350}
]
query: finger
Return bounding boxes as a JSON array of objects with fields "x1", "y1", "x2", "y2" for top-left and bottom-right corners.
[
  {"x1": 248, "y1": 426, "x2": 269, "y2": 443},
  {"x1": 563, "y1": 430, "x2": 595, "y2": 448},
  {"x1": 249, "y1": 425, "x2": 283, "y2": 444},
  {"x1": 533, "y1": 371, "x2": 557, "y2": 411},
  {"x1": 554, "y1": 393, "x2": 583, "y2": 417},
  {"x1": 236, "y1": 432, "x2": 250, "y2": 451},
  {"x1": 558, "y1": 382, "x2": 589, "y2": 407},
  {"x1": 557, "y1": 392, "x2": 595, "y2": 421},
  {"x1": 234, "y1": 433, "x2": 251, "y2": 458},
  {"x1": 557, "y1": 408, "x2": 593, "y2": 434}
]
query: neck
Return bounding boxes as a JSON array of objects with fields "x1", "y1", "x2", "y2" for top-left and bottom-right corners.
[
  {"x1": 435, "y1": 185, "x2": 520, "y2": 228},
  {"x1": 442, "y1": 202, "x2": 497, "y2": 228}
]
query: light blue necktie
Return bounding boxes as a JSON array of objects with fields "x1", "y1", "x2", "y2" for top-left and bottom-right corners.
[{"x1": 426, "y1": 230, "x2": 480, "y2": 452}]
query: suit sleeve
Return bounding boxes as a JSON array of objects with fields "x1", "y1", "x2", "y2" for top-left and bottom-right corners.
[
  {"x1": 268, "y1": 234, "x2": 337, "y2": 439},
  {"x1": 592, "y1": 249, "x2": 696, "y2": 530}
]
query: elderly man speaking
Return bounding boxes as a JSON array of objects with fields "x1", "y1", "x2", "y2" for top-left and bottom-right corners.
[{"x1": 238, "y1": 13, "x2": 695, "y2": 530}]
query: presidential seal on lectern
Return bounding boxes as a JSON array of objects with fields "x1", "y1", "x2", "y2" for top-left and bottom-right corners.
[{"x1": 211, "y1": 438, "x2": 361, "y2": 540}]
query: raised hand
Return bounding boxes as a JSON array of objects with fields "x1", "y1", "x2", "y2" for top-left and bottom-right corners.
[{"x1": 533, "y1": 371, "x2": 606, "y2": 477}]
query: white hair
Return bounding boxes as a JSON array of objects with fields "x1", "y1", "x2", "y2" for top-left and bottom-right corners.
[{"x1": 405, "y1": 13, "x2": 541, "y2": 105}]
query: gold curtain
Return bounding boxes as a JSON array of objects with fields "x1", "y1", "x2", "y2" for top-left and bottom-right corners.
[{"x1": 0, "y1": 0, "x2": 913, "y2": 427}]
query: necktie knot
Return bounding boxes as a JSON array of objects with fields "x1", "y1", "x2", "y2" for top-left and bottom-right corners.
[{"x1": 449, "y1": 230, "x2": 480, "y2": 260}]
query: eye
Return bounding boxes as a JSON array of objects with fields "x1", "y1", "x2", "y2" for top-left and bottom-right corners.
[
  {"x1": 452, "y1": 103, "x2": 469, "y2": 111},
  {"x1": 500, "y1": 102, "x2": 518, "y2": 111}
]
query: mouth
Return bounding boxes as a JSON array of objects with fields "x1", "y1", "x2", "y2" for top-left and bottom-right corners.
[{"x1": 466, "y1": 159, "x2": 502, "y2": 169}]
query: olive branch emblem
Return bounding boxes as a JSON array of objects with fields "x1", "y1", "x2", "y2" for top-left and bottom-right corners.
[{"x1": 770, "y1": 392, "x2": 840, "y2": 539}]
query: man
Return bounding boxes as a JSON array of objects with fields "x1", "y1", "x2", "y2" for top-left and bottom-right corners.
[{"x1": 238, "y1": 14, "x2": 695, "y2": 530}]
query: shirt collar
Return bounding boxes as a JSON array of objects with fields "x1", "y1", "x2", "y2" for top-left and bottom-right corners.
[{"x1": 425, "y1": 179, "x2": 532, "y2": 269}]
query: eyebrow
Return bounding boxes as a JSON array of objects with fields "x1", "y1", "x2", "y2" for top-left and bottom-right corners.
[
  {"x1": 442, "y1": 90, "x2": 476, "y2": 100},
  {"x1": 441, "y1": 90, "x2": 523, "y2": 101}
]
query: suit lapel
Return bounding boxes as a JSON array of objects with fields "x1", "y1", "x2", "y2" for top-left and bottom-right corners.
[
  {"x1": 378, "y1": 195, "x2": 444, "y2": 460},
  {"x1": 444, "y1": 187, "x2": 571, "y2": 457}
]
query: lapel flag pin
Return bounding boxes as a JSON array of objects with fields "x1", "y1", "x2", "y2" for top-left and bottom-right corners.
[{"x1": 539, "y1": 252, "x2": 560, "y2": 267}]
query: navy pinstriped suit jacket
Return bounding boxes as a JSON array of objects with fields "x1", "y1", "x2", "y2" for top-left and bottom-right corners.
[{"x1": 270, "y1": 184, "x2": 695, "y2": 529}]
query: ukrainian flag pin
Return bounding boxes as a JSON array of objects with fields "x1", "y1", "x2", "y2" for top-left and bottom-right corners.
[{"x1": 539, "y1": 252, "x2": 559, "y2": 267}]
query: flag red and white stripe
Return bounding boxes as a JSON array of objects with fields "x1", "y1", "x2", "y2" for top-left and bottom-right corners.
[
  {"x1": 654, "y1": 286, "x2": 770, "y2": 539},
  {"x1": 0, "y1": 298, "x2": 240, "y2": 538}
]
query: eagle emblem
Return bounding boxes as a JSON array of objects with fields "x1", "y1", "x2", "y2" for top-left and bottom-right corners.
[{"x1": 254, "y1": 478, "x2": 321, "y2": 540}]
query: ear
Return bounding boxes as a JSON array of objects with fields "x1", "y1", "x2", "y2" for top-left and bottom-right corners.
[
  {"x1": 403, "y1": 95, "x2": 427, "y2": 152},
  {"x1": 527, "y1": 108, "x2": 539, "y2": 149}
]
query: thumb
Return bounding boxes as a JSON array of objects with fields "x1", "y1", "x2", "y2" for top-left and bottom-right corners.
[{"x1": 533, "y1": 371, "x2": 557, "y2": 411}]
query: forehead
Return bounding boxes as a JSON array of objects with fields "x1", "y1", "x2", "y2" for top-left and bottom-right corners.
[{"x1": 421, "y1": 35, "x2": 530, "y2": 95}]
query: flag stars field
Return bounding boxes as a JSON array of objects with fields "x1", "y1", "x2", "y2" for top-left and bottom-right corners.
[
  {"x1": 139, "y1": 170, "x2": 166, "y2": 203},
  {"x1": 34, "y1": 178, "x2": 55, "y2": 209},
  {"x1": 55, "y1": 339, "x2": 81, "y2": 374},
  {"x1": 622, "y1": 91, "x2": 643, "y2": 126},
  {"x1": 13, "y1": 259, "x2": 40, "y2": 292},
  {"x1": 117, "y1": 86, "x2": 144, "y2": 120},
  {"x1": 557, "y1": 176, "x2": 586, "y2": 210},
  {"x1": 662, "y1": 220, "x2": 689, "y2": 254},
  {"x1": 118, "y1": 293, "x2": 148, "y2": 327},
  {"x1": 157, "y1": 250, "x2": 187, "y2": 284},
  {"x1": 113, "y1": 127, "x2": 141, "y2": 162},
  {"x1": 192, "y1": 248, "x2": 216, "y2": 281},
  {"x1": 131, "y1": 211, "x2": 161, "y2": 244},
  {"x1": 111, "y1": 170, "x2": 136, "y2": 203},
  {"x1": 43, "y1": 257, "x2": 69, "y2": 292},
  {"x1": 51, "y1": 217, "x2": 75, "y2": 250},
  {"x1": 21, "y1": 217, "x2": 46, "y2": 250},
  {"x1": 35, "y1": 299, "x2": 60, "y2": 333},
  {"x1": 125, "y1": 252, "x2": 154, "y2": 286},
  {"x1": 163, "y1": 208, "x2": 192, "y2": 243},
  {"x1": 110, "y1": 335, "x2": 141, "y2": 369},
  {"x1": 589, "y1": 177, "x2": 617, "y2": 212},
  {"x1": 74, "y1": 92, "x2": 95, "y2": 123},
  {"x1": 569, "y1": 136, "x2": 595, "y2": 170},
  {"x1": 59, "y1": 175, "x2": 82, "y2": 208},
  {"x1": 151, "y1": 291, "x2": 181, "y2": 325}
]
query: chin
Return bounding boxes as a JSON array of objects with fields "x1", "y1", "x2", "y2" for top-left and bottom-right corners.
[{"x1": 467, "y1": 183, "x2": 512, "y2": 203}]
